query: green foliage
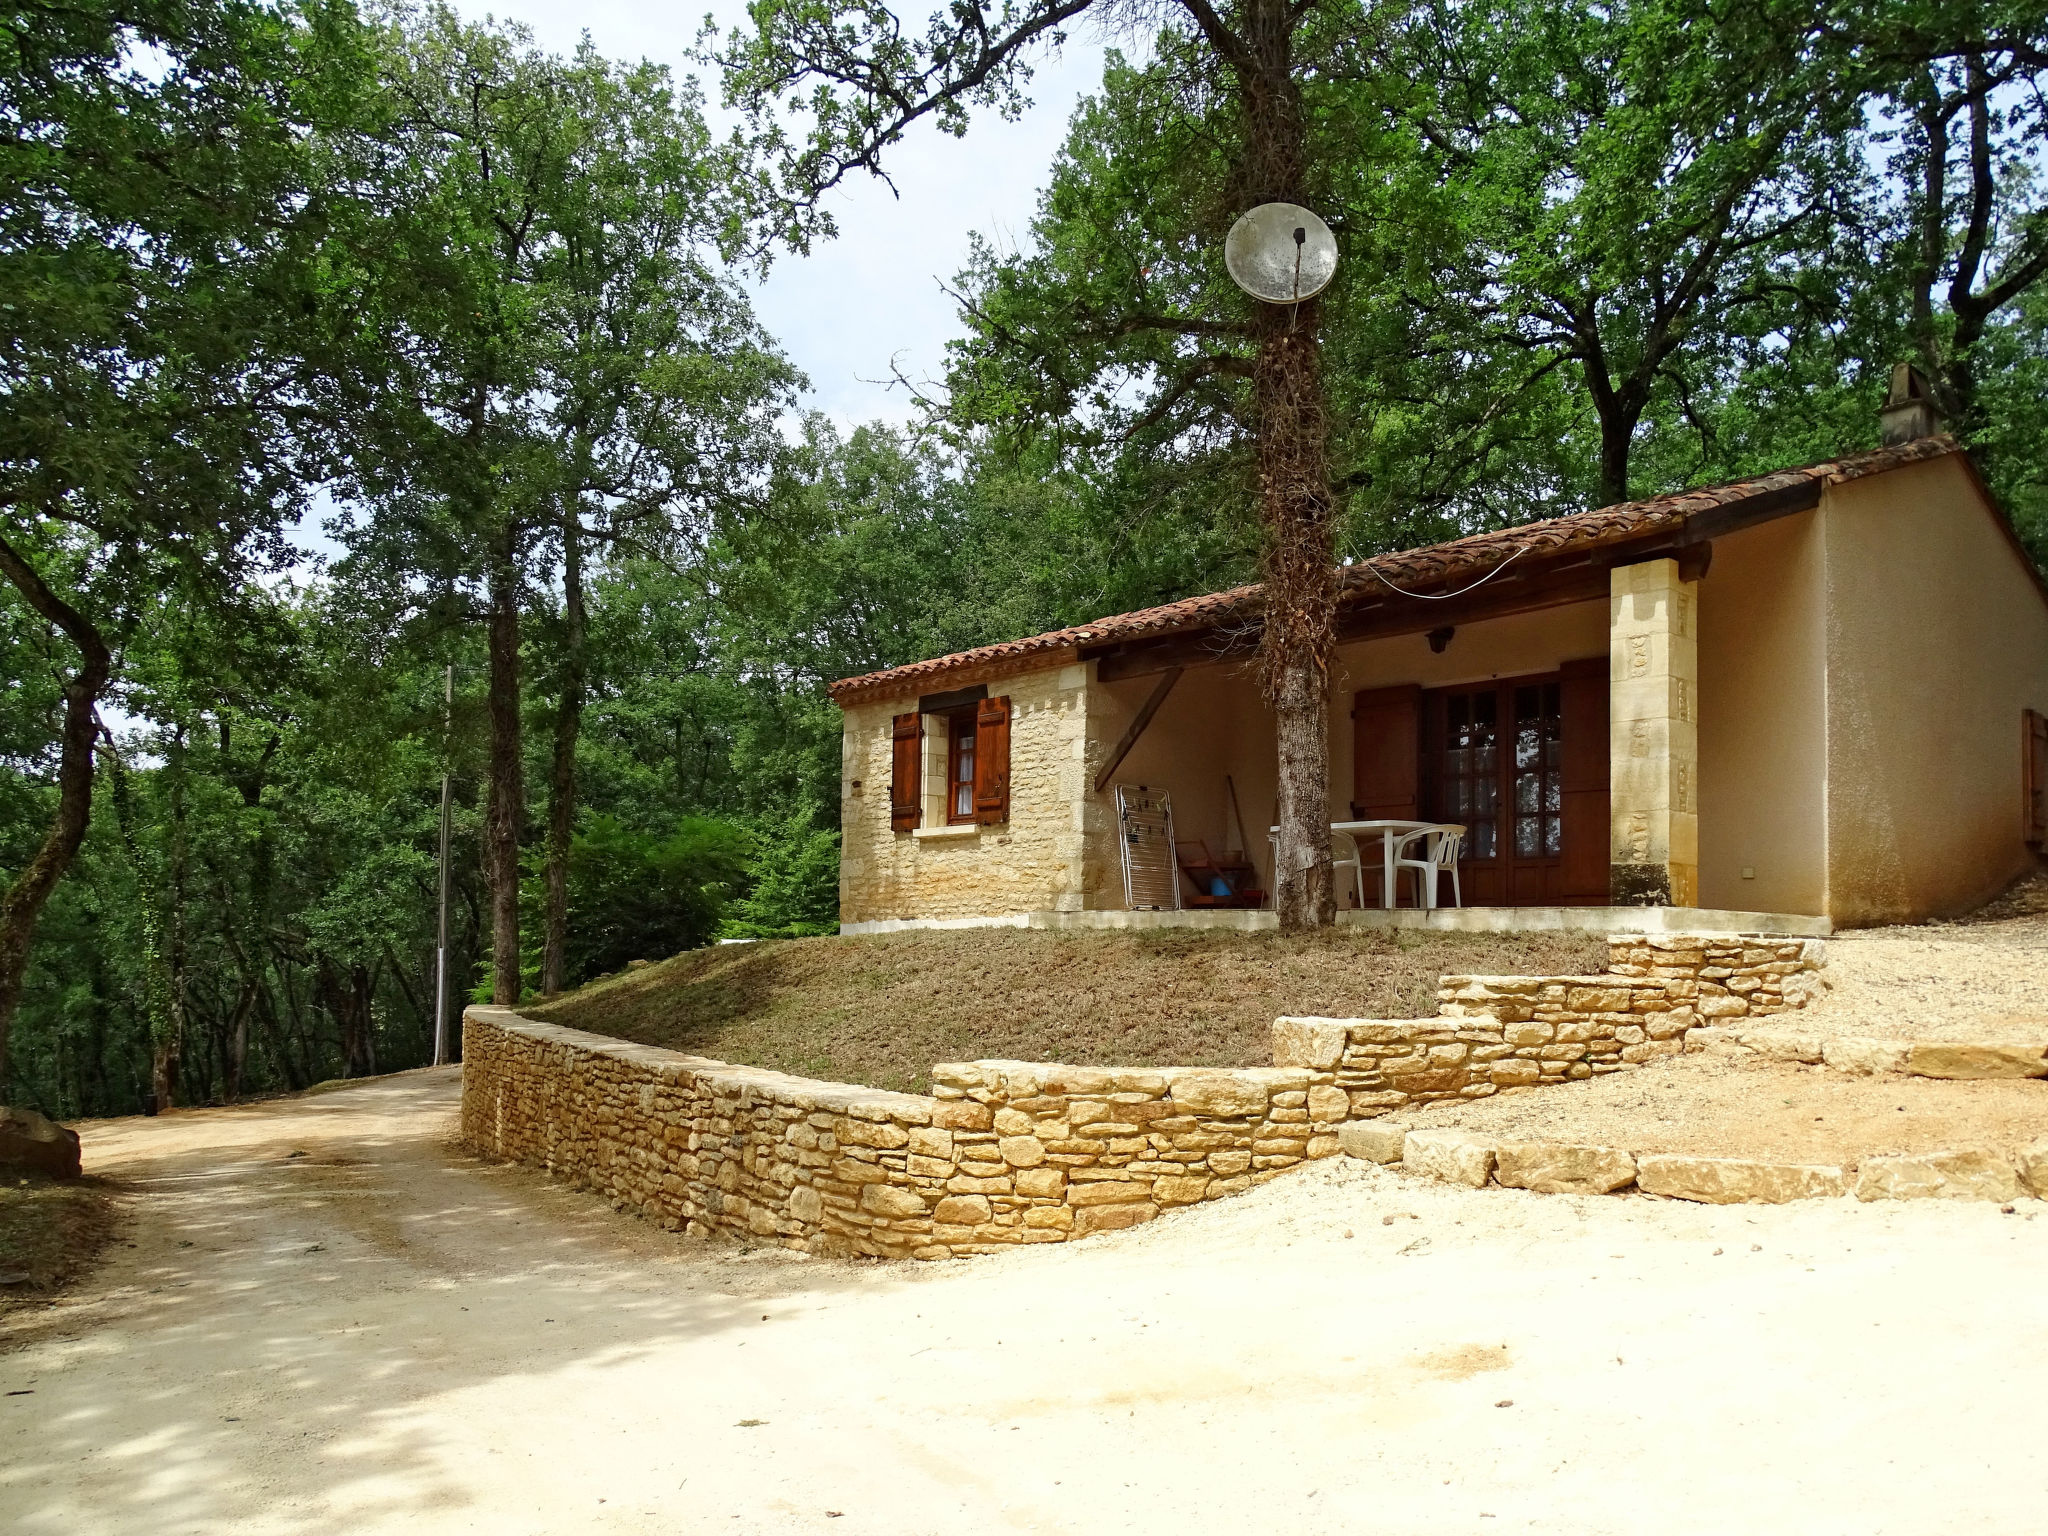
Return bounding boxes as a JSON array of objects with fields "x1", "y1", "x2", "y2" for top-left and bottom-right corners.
[
  {"x1": 721, "y1": 803, "x2": 843, "y2": 940},
  {"x1": 504, "y1": 816, "x2": 749, "y2": 996}
]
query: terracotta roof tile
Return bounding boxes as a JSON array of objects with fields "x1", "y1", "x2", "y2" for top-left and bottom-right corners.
[{"x1": 828, "y1": 435, "x2": 1962, "y2": 703}]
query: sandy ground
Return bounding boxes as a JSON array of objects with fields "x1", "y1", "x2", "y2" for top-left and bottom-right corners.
[
  {"x1": 1803, "y1": 894, "x2": 2048, "y2": 1042},
  {"x1": 1391, "y1": 1050, "x2": 2048, "y2": 1161},
  {"x1": 3, "y1": 1072, "x2": 2047, "y2": 1534}
]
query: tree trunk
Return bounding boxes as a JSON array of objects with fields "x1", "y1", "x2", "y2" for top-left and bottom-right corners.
[
  {"x1": 541, "y1": 507, "x2": 586, "y2": 996},
  {"x1": 0, "y1": 534, "x2": 113, "y2": 1100},
  {"x1": 1240, "y1": 5, "x2": 1337, "y2": 931},
  {"x1": 485, "y1": 515, "x2": 525, "y2": 1005}
]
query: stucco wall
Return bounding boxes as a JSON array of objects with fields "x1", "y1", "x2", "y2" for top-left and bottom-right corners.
[
  {"x1": 839, "y1": 664, "x2": 1091, "y2": 923},
  {"x1": 1083, "y1": 663, "x2": 1270, "y2": 907},
  {"x1": 1696, "y1": 513, "x2": 1829, "y2": 915},
  {"x1": 1820, "y1": 456, "x2": 2048, "y2": 923}
]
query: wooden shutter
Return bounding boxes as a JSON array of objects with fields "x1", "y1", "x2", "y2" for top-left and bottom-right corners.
[
  {"x1": 2026, "y1": 708, "x2": 2048, "y2": 849},
  {"x1": 1351, "y1": 685, "x2": 1421, "y2": 819},
  {"x1": 974, "y1": 695, "x2": 1011, "y2": 825},
  {"x1": 1557, "y1": 656, "x2": 1611, "y2": 899},
  {"x1": 890, "y1": 713, "x2": 922, "y2": 832}
]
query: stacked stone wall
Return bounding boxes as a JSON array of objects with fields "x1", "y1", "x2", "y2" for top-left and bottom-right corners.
[
  {"x1": 462, "y1": 1008, "x2": 1342, "y2": 1261},
  {"x1": 1274, "y1": 934, "x2": 1827, "y2": 1117},
  {"x1": 838, "y1": 665, "x2": 1091, "y2": 925}
]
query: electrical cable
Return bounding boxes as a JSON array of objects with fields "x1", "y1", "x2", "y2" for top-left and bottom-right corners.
[{"x1": 1356, "y1": 541, "x2": 1531, "y2": 600}]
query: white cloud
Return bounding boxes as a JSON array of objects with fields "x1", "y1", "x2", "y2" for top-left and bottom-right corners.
[{"x1": 446, "y1": 0, "x2": 1107, "y2": 430}]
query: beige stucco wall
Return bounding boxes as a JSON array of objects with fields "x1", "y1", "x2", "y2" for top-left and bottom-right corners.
[
  {"x1": 1819, "y1": 456, "x2": 2048, "y2": 923},
  {"x1": 1696, "y1": 512, "x2": 1829, "y2": 915},
  {"x1": 838, "y1": 664, "x2": 1091, "y2": 923}
]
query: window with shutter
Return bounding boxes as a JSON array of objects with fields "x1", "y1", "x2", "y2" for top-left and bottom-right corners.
[
  {"x1": 974, "y1": 696, "x2": 1011, "y2": 825},
  {"x1": 889, "y1": 713, "x2": 921, "y2": 832},
  {"x1": 2027, "y1": 708, "x2": 2047, "y2": 849}
]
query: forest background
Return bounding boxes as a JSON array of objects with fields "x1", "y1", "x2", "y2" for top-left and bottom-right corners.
[{"x1": 4, "y1": 0, "x2": 2046, "y2": 1115}]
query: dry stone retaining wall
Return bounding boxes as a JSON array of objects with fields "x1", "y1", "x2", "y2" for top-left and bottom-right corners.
[
  {"x1": 1275, "y1": 934, "x2": 1829, "y2": 1118},
  {"x1": 461, "y1": 1008, "x2": 1341, "y2": 1261}
]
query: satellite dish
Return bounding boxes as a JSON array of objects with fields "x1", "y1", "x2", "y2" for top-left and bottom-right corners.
[{"x1": 1224, "y1": 203, "x2": 1338, "y2": 305}]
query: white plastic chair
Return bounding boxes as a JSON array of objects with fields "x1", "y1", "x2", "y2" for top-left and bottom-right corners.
[
  {"x1": 1397, "y1": 824, "x2": 1466, "y2": 910},
  {"x1": 1330, "y1": 830, "x2": 1368, "y2": 909}
]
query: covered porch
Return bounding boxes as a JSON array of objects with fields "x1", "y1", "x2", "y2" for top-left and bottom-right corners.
[{"x1": 1079, "y1": 522, "x2": 1813, "y2": 928}]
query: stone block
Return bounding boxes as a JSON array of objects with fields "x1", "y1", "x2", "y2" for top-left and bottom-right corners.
[
  {"x1": 1167, "y1": 1072, "x2": 1270, "y2": 1118},
  {"x1": 1153, "y1": 1175, "x2": 1211, "y2": 1206},
  {"x1": 931, "y1": 1100, "x2": 993, "y2": 1132},
  {"x1": 998, "y1": 1135, "x2": 1047, "y2": 1168},
  {"x1": 1903, "y1": 1042, "x2": 2048, "y2": 1080},
  {"x1": 1208, "y1": 1150, "x2": 1252, "y2": 1176},
  {"x1": 860, "y1": 1184, "x2": 929, "y2": 1219},
  {"x1": 1402, "y1": 1128, "x2": 1496, "y2": 1188},
  {"x1": 1272, "y1": 1017, "x2": 1347, "y2": 1071},
  {"x1": 1489, "y1": 1060, "x2": 1543, "y2": 1087},
  {"x1": 789, "y1": 1185, "x2": 823, "y2": 1224},
  {"x1": 1307, "y1": 1085, "x2": 1351, "y2": 1124},
  {"x1": 908, "y1": 1126, "x2": 955, "y2": 1159},
  {"x1": 1494, "y1": 1141, "x2": 1637, "y2": 1195},
  {"x1": 933, "y1": 1194, "x2": 991, "y2": 1224},
  {"x1": 1822, "y1": 1037, "x2": 1911, "y2": 1075},
  {"x1": 1337, "y1": 1121, "x2": 1406, "y2": 1164},
  {"x1": 1068, "y1": 1180, "x2": 1150, "y2": 1206},
  {"x1": 1738, "y1": 1030, "x2": 1824, "y2": 1064},
  {"x1": 2016, "y1": 1141, "x2": 2048, "y2": 1199},
  {"x1": 1854, "y1": 1150, "x2": 2021, "y2": 1202},
  {"x1": 0, "y1": 1106, "x2": 83, "y2": 1180},
  {"x1": 1076, "y1": 1202, "x2": 1157, "y2": 1235},
  {"x1": 838, "y1": 1119, "x2": 909, "y2": 1149},
  {"x1": 1635, "y1": 1155, "x2": 1848, "y2": 1204},
  {"x1": 1013, "y1": 1167, "x2": 1067, "y2": 1198},
  {"x1": 1024, "y1": 1204, "x2": 1074, "y2": 1229}
]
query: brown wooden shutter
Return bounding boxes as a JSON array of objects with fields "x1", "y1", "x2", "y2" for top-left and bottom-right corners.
[
  {"x1": 890, "y1": 713, "x2": 922, "y2": 832},
  {"x1": 2026, "y1": 708, "x2": 2048, "y2": 849},
  {"x1": 1558, "y1": 656, "x2": 1611, "y2": 899},
  {"x1": 974, "y1": 695, "x2": 1011, "y2": 825},
  {"x1": 1351, "y1": 685, "x2": 1421, "y2": 820}
]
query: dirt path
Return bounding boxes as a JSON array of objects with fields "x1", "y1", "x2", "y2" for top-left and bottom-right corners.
[{"x1": 3, "y1": 1070, "x2": 2045, "y2": 1535}]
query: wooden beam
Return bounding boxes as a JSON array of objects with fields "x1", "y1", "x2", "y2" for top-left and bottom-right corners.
[{"x1": 1093, "y1": 667, "x2": 1184, "y2": 793}]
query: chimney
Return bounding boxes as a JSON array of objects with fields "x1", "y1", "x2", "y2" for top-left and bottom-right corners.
[{"x1": 1879, "y1": 363, "x2": 1944, "y2": 445}]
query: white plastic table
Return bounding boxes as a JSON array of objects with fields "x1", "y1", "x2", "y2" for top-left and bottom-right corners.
[{"x1": 1268, "y1": 819, "x2": 1441, "y2": 910}]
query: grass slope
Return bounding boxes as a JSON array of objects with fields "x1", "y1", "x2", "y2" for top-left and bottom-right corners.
[{"x1": 524, "y1": 928, "x2": 1607, "y2": 1095}]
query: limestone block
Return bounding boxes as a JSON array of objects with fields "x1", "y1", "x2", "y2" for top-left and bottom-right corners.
[
  {"x1": 998, "y1": 1135, "x2": 1047, "y2": 1168},
  {"x1": 1068, "y1": 1180, "x2": 1151, "y2": 1207},
  {"x1": 1307, "y1": 1085, "x2": 1351, "y2": 1124},
  {"x1": 933, "y1": 1194, "x2": 992, "y2": 1224},
  {"x1": 1076, "y1": 1202, "x2": 1157, "y2": 1235},
  {"x1": 1024, "y1": 1205, "x2": 1074, "y2": 1229},
  {"x1": 860, "y1": 1184, "x2": 929, "y2": 1219},
  {"x1": 1489, "y1": 1060, "x2": 1543, "y2": 1087},
  {"x1": 1014, "y1": 1167, "x2": 1067, "y2": 1198},
  {"x1": 1402, "y1": 1128, "x2": 1497, "y2": 1188},
  {"x1": 789, "y1": 1186, "x2": 824, "y2": 1224},
  {"x1": 1635, "y1": 1155, "x2": 1848, "y2": 1204},
  {"x1": 1903, "y1": 1042, "x2": 2048, "y2": 1080},
  {"x1": 1696, "y1": 996, "x2": 1749, "y2": 1019},
  {"x1": 1272, "y1": 1017, "x2": 1348, "y2": 1070},
  {"x1": 1167, "y1": 1072, "x2": 1270, "y2": 1118},
  {"x1": 932, "y1": 1100, "x2": 993, "y2": 1131},
  {"x1": 2016, "y1": 1141, "x2": 2048, "y2": 1199},
  {"x1": 1494, "y1": 1142, "x2": 1637, "y2": 1195},
  {"x1": 1337, "y1": 1121, "x2": 1406, "y2": 1164},
  {"x1": 1208, "y1": 1149, "x2": 1253, "y2": 1176},
  {"x1": 1854, "y1": 1150, "x2": 2020, "y2": 1202},
  {"x1": 1504, "y1": 1021, "x2": 1554, "y2": 1046},
  {"x1": 1738, "y1": 1030, "x2": 1824, "y2": 1064},
  {"x1": 1153, "y1": 1175, "x2": 1211, "y2": 1206},
  {"x1": 1822, "y1": 1037, "x2": 1911, "y2": 1075}
]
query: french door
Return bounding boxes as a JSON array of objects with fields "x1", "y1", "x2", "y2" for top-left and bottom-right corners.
[{"x1": 1352, "y1": 659, "x2": 1608, "y2": 907}]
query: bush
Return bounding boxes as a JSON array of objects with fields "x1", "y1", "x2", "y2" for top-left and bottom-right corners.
[{"x1": 720, "y1": 800, "x2": 841, "y2": 940}]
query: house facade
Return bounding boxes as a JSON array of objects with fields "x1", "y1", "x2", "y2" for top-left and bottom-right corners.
[{"x1": 831, "y1": 434, "x2": 2048, "y2": 932}]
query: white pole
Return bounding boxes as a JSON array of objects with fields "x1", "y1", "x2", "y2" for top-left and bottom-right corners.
[{"x1": 433, "y1": 663, "x2": 453, "y2": 1067}]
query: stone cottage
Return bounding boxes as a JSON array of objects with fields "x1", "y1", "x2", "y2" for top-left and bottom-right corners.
[{"x1": 831, "y1": 423, "x2": 2048, "y2": 934}]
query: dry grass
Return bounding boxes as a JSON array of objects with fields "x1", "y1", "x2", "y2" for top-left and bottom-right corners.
[
  {"x1": 524, "y1": 927, "x2": 1606, "y2": 1094},
  {"x1": 0, "y1": 1174, "x2": 120, "y2": 1314}
]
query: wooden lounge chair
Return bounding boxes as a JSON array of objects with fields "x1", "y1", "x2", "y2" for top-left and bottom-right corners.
[{"x1": 1175, "y1": 840, "x2": 1265, "y2": 908}]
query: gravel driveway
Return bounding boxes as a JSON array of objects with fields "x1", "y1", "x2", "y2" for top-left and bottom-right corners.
[{"x1": 3, "y1": 1069, "x2": 2044, "y2": 1535}]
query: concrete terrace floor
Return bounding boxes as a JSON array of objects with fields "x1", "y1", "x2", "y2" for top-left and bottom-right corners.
[{"x1": 2, "y1": 1068, "x2": 2044, "y2": 1535}]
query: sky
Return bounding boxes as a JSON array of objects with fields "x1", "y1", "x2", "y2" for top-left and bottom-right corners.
[{"x1": 447, "y1": 0, "x2": 1113, "y2": 430}]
